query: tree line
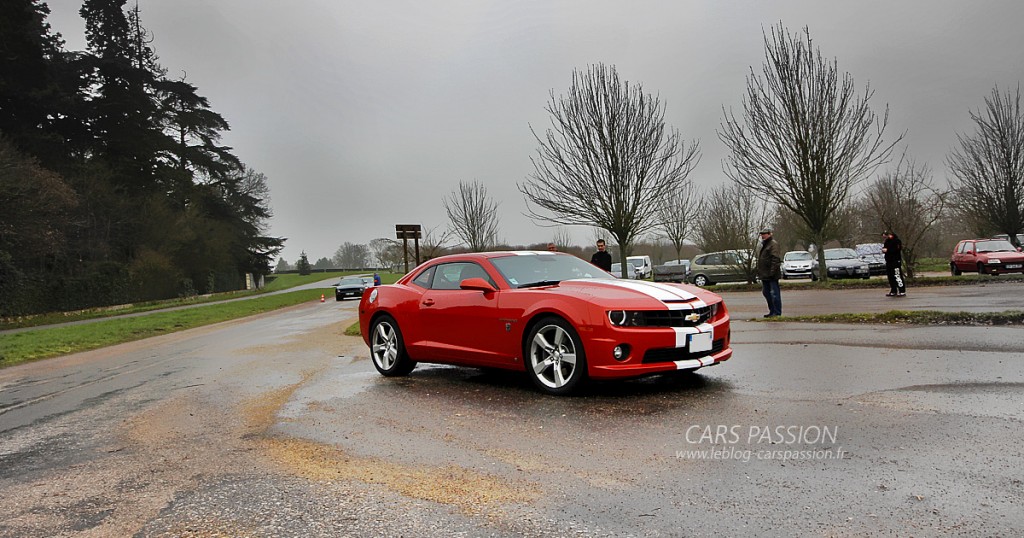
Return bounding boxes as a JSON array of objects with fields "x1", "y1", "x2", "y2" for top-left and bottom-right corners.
[
  {"x1": 424, "y1": 24, "x2": 1024, "y2": 280},
  {"x1": 0, "y1": 0, "x2": 282, "y2": 316}
]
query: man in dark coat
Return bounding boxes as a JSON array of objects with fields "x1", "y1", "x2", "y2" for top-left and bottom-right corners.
[
  {"x1": 590, "y1": 239, "x2": 612, "y2": 271},
  {"x1": 882, "y1": 231, "x2": 906, "y2": 296},
  {"x1": 756, "y1": 228, "x2": 782, "y2": 317}
]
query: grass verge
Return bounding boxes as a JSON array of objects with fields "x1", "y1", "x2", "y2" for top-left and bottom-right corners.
[
  {"x1": 714, "y1": 273, "x2": 1024, "y2": 293},
  {"x1": 344, "y1": 321, "x2": 361, "y2": 337},
  {"x1": 760, "y1": 309, "x2": 1024, "y2": 326},
  {"x1": 0, "y1": 271, "x2": 404, "y2": 331},
  {"x1": 0, "y1": 288, "x2": 334, "y2": 368}
]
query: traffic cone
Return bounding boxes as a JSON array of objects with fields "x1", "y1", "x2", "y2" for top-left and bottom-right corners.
[{"x1": 320, "y1": 293, "x2": 325, "y2": 303}]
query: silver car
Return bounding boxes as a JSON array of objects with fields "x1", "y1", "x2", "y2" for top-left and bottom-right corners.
[
  {"x1": 781, "y1": 250, "x2": 818, "y2": 280},
  {"x1": 823, "y1": 248, "x2": 870, "y2": 279}
]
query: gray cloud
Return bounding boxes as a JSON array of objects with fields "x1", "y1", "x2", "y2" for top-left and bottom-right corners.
[{"x1": 44, "y1": 0, "x2": 1024, "y2": 262}]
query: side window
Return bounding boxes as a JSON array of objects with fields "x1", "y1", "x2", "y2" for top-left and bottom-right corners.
[
  {"x1": 694, "y1": 256, "x2": 706, "y2": 266},
  {"x1": 428, "y1": 262, "x2": 497, "y2": 290},
  {"x1": 705, "y1": 254, "x2": 722, "y2": 266},
  {"x1": 411, "y1": 266, "x2": 435, "y2": 289}
]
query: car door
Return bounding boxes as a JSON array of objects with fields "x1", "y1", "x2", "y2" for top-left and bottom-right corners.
[
  {"x1": 417, "y1": 262, "x2": 505, "y2": 365},
  {"x1": 955, "y1": 241, "x2": 976, "y2": 271}
]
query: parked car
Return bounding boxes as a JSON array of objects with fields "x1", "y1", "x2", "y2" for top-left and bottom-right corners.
[
  {"x1": 358, "y1": 251, "x2": 733, "y2": 395},
  {"x1": 822, "y1": 248, "x2": 870, "y2": 279},
  {"x1": 653, "y1": 259, "x2": 691, "y2": 283},
  {"x1": 688, "y1": 250, "x2": 752, "y2": 287},
  {"x1": 627, "y1": 255, "x2": 653, "y2": 279},
  {"x1": 610, "y1": 262, "x2": 640, "y2": 279},
  {"x1": 950, "y1": 238, "x2": 1024, "y2": 275},
  {"x1": 854, "y1": 243, "x2": 886, "y2": 275},
  {"x1": 335, "y1": 276, "x2": 368, "y2": 301},
  {"x1": 781, "y1": 250, "x2": 818, "y2": 280}
]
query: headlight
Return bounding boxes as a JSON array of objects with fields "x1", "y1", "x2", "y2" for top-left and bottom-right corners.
[
  {"x1": 709, "y1": 302, "x2": 719, "y2": 318},
  {"x1": 989, "y1": 258, "x2": 1001, "y2": 264},
  {"x1": 608, "y1": 310, "x2": 644, "y2": 326}
]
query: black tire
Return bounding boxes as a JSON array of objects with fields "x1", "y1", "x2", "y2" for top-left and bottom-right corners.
[
  {"x1": 950, "y1": 263, "x2": 961, "y2": 276},
  {"x1": 692, "y1": 274, "x2": 710, "y2": 287},
  {"x1": 336, "y1": 294, "x2": 343, "y2": 301},
  {"x1": 978, "y1": 263, "x2": 986, "y2": 276},
  {"x1": 524, "y1": 317, "x2": 587, "y2": 395},
  {"x1": 369, "y1": 314, "x2": 416, "y2": 376}
]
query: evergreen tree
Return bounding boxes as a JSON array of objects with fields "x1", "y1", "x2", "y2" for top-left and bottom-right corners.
[{"x1": 296, "y1": 252, "x2": 312, "y2": 275}]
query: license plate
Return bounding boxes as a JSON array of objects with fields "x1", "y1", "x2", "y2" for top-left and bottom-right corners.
[
  {"x1": 1006, "y1": 264, "x2": 1022, "y2": 269},
  {"x1": 689, "y1": 332, "x2": 713, "y2": 353}
]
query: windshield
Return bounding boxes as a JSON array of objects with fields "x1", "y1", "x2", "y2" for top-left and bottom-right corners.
[
  {"x1": 491, "y1": 253, "x2": 607, "y2": 288},
  {"x1": 629, "y1": 258, "x2": 645, "y2": 268},
  {"x1": 824, "y1": 249, "x2": 857, "y2": 260},
  {"x1": 784, "y1": 251, "x2": 813, "y2": 261},
  {"x1": 338, "y1": 277, "x2": 363, "y2": 285},
  {"x1": 855, "y1": 243, "x2": 883, "y2": 255},
  {"x1": 977, "y1": 240, "x2": 1016, "y2": 253}
]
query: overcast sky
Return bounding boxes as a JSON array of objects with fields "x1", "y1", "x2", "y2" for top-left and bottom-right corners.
[{"x1": 44, "y1": 0, "x2": 1024, "y2": 262}]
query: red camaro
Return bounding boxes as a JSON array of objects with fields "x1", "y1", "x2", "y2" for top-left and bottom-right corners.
[{"x1": 358, "y1": 251, "x2": 732, "y2": 395}]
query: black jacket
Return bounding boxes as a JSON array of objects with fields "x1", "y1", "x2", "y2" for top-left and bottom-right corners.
[
  {"x1": 590, "y1": 250, "x2": 612, "y2": 271},
  {"x1": 883, "y1": 235, "x2": 903, "y2": 265}
]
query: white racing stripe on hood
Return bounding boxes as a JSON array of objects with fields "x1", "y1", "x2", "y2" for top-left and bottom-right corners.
[{"x1": 589, "y1": 279, "x2": 707, "y2": 309}]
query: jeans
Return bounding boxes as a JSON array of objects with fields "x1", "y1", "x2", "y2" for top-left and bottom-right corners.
[{"x1": 761, "y1": 278, "x2": 782, "y2": 316}]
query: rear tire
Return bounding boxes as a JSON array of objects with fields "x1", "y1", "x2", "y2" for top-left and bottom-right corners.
[
  {"x1": 950, "y1": 263, "x2": 961, "y2": 276},
  {"x1": 693, "y1": 274, "x2": 710, "y2": 287}
]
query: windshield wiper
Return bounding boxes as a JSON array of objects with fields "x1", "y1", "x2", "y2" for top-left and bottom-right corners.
[{"x1": 518, "y1": 280, "x2": 561, "y2": 289}]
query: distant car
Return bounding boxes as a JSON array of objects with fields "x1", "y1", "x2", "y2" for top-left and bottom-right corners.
[
  {"x1": 627, "y1": 255, "x2": 653, "y2": 279},
  {"x1": 358, "y1": 251, "x2": 733, "y2": 395},
  {"x1": 950, "y1": 239, "x2": 1024, "y2": 276},
  {"x1": 781, "y1": 250, "x2": 818, "y2": 280},
  {"x1": 854, "y1": 243, "x2": 886, "y2": 275},
  {"x1": 335, "y1": 276, "x2": 368, "y2": 301},
  {"x1": 653, "y1": 259, "x2": 691, "y2": 283},
  {"x1": 823, "y1": 248, "x2": 870, "y2": 279},
  {"x1": 610, "y1": 262, "x2": 640, "y2": 279},
  {"x1": 688, "y1": 250, "x2": 752, "y2": 287}
]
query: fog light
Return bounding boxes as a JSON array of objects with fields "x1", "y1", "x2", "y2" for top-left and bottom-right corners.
[
  {"x1": 612, "y1": 344, "x2": 630, "y2": 361},
  {"x1": 613, "y1": 346, "x2": 623, "y2": 359}
]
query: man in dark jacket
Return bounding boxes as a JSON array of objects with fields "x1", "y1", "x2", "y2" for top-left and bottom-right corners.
[
  {"x1": 590, "y1": 239, "x2": 612, "y2": 271},
  {"x1": 756, "y1": 228, "x2": 782, "y2": 317},
  {"x1": 882, "y1": 231, "x2": 906, "y2": 296}
]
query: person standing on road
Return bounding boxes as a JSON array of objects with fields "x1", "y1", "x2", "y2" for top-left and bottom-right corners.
[
  {"x1": 590, "y1": 239, "x2": 612, "y2": 271},
  {"x1": 882, "y1": 231, "x2": 906, "y2": 297},
  {"x1": 756, "y1": 228, "x2": 783, "y2": 317},
  {"x1": 547, "y1": 242, "x2": 558, "y2": 252}
]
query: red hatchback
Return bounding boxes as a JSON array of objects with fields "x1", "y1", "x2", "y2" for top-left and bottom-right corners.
[
  {"x1": 358, "y1": 251, "x2": 732, "y2": 395},
  {"x1": 950, "y1": 239, "x2": 1024, "y2": 276}
]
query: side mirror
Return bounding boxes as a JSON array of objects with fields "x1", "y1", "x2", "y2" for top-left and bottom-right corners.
[{"x1": 459, "y1": 277, "x2": 497, "y2": 292}]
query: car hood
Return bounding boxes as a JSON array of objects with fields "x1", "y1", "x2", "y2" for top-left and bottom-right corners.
[
  {"x1": 979, "y1": 251, "x2": 1024, "y2": 261},
  {"x1": 553, "y1": 278, "x2": 716, "y2": 308},
  {"x1": 825, "y1": 259, "x2": 864, "y2": 268}
]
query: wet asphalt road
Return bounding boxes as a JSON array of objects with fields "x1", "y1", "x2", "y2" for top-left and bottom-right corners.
[{"x1": 0, "y1": 284, "x2": 1022, "y2": 536}]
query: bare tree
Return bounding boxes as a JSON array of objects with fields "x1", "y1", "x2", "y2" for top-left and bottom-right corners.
[
  {"x1": 420, "y1": 223, "x2": 453, "y2": 259},
  {"x1": 368, "y1": 237, "x2": 398, "y2": 269},
  {"x1": 696, "y1": 183, "x2": 772, "y2": 283},
  {"x1": 443, "y1": 180, "x2": 500, "y2": 252},
  {"x1": 333, "y1": 242, "x2": 368, "y2": 269},
  {"x1": 866, "y1": 156, "x2": 947, "y2": 276},
  {"x1": 657, "y1": 176, "x2": 703, "y2": 262},
  {"x1": 718, "y1": 24, "x2": 901, "y2": 281},
  {"x1": 947, "y1": 85, "x2": 1024, "y2": 248},
  {"x1": 518, "y1": 63, "x2": 701, "y2": 278},
  {"x1": 551, "y1": 227, "x2": 574, "y2": 251}
]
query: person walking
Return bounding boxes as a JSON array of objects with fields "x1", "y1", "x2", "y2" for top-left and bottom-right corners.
[
  {"x1": 590, "y1": 239, "x2": 612, "y2": 271},
  {"x1": 756, "y1": 228, "x2": 783, "y2": 317},
  {"x1": 882, "y1": 231, "x2": 906, "y2": 297}
]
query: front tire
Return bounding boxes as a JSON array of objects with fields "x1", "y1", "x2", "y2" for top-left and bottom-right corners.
[
  {"x1": 693, "y1": 274, "x2": 710, "y2": 287},
  {"x1": 370, "y1": 315, "x2": 416, "y2": 376},
  {"x1": 978, "y1": 263, "x2": 986, "y2": 275},
  {"x1": 525, "y1": 317, "x2": 587, "y2": 395}
]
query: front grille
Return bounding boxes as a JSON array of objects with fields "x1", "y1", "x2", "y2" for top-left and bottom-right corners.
[
  {"x1": 639, "y1": 306, "x2": 712, "y2": 327},
  {"x1": 642, "y1": 338, "x2": 725, "y2": 363}
]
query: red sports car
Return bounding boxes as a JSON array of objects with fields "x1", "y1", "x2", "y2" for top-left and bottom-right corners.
[
  {"x1": 358, "y1": 251, "x2": 732, "y2": 395},
  {"x1": 950, "y1": 239, "x2": 1024, "y2": 276}
]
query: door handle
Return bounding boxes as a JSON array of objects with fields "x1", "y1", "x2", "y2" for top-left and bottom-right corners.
[{"x1": 422, "y1": 299, "x2": 434, "y2": 306}]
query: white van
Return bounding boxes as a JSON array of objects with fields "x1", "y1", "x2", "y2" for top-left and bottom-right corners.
[{"x1": 626, "y1": 255, "x2": 652, "y2": 279}]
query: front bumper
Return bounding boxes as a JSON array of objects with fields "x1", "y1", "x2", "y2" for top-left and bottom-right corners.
[{"x1": 584, "y1": 314, "x2": 732, "y2": 379}]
